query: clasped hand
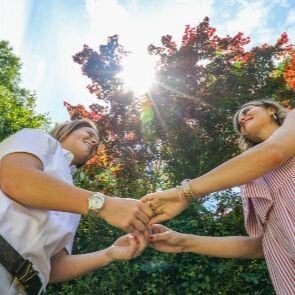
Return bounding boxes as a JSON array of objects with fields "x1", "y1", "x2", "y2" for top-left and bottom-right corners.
[
  {"x1": 108, "y1": 224, "x2": 185, "y2": 262},
  {"x1": 102, "y1": 187, "x2": 188, "y2": 261},
  {"x1": 140, "y1": 188, "x2": 189, "y2": 224},
  {"x1": 99, "y1": 187, "x2": 188, "y2": 233}
]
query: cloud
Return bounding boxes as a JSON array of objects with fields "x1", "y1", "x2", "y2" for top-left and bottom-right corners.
[
  {"x1": 285, "y1": 8, "x2": 295, "y2": 25},
  {"x1": 0, "y1": 0, "x2": 32, "y2": 54},
  {"x1": 84, "y1": 0, "x2": 214, "y2": 49},
  {"x1": 85, "y1": 0, "x2": 133, "y2": 47},
  {"x1": 214, "y1": 0, "x2": 295, "y2": 48},
  {"x1": 20, "y1": 53, "x2": 46, "y2": 92},
  {"x1": 154, "y1": 0, "x2": 214, "y2": 44},
  {"x1": 220, "y1": 0, "x2": 269, "y2": 37},
  {"x1": 1, "y1": 0, "x2": 294, "y2": 124},
  {"x1": 284, "y1": 8, "x2": 295, "y2": 41},
  {"x1": 271, "y1": 0, "x2": 290, "y2": 7}
]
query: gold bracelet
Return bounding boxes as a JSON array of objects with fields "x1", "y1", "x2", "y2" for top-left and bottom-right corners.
[{"x1": 177, "y1": 179, "x2": 195, "y2": 201}]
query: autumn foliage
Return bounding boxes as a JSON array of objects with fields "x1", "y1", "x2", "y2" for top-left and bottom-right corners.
[
  {"x1": 65, "y1": 18, "x2": 294, "y2": 192},
  {"x1": 283, "y1": 50, "x2": 295, "y2": 90},
  {"x1": 50, "y1": 17, "x2": 295, "y2": 295}
]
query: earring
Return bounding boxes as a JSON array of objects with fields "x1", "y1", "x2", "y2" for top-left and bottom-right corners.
[{"x1": 271, "y1": 112, "x2": 278, "y2": 121}]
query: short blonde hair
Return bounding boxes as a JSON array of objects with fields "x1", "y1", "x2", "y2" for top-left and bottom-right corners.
[
  {"x1": 50, "y1": 119, "x2": 99, "y2": 142},
  {"x1": 233, "y1": 99, "x2": 287, "y2": 151}
]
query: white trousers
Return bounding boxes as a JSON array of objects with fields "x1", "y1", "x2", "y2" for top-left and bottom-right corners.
[{"x1": 0, "y1": 263, "x2": 27, "y2": 295}]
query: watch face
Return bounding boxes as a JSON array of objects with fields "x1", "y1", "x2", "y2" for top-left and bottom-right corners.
[
  {"x1": 89, "y1": 193, "x2": 105, "y2": 212},
  {"x1": 93, "y1": 196, "x2": 104, "y2": 208}
]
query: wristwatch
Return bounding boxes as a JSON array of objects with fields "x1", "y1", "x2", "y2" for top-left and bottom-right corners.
[{"x1": 88, "y1": 192, "x2": 105, "y2": 215}]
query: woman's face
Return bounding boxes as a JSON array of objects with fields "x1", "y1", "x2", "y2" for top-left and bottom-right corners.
[
  {"x1": 237, "y1": 105, "x2": 279, "y2": 143},
  {"x1": 60, "y1": 127, "x2": 99, "y2": 166}
]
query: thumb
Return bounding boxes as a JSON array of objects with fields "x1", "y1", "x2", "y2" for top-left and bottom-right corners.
[
  {"x1": 140, "y1": 195, "x2": 152, "y2": 202},
  {"x1": 127, "y1": 235, "x2": 138, "y2": 255},
  {"x1": 128, "y1": 234, "x2": 138, "y2": 246}
]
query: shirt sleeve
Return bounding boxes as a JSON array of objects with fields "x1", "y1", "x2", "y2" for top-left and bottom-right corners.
[{"x1": 0, "y1": 128, "x2": 59, "y2": 168}]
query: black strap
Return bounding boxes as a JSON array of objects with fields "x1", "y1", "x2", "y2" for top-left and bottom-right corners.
[{"x1": 0, "y1": 235, "x2": 43, "y2": 295}]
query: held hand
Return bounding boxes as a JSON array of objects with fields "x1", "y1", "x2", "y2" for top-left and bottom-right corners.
[
  {"x1": 148, "y1": 224, "x2": 185, "y2": 253},
  {"x1": 99, "y1": 197, "x2": 153, "y2": 232},
  {"x1": 141, "y1": 188, "x2": 189, "y2": 224},
  {"x1": 106, "y1": 232, "x2": 148, "y2": 261}
]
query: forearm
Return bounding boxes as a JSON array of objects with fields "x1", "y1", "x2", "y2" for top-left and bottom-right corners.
[
  {"x1": 190, "y1": 110, "x2": 295, "y2": 198},
  {"x1": 182, "y1": 234, "x2": 264, "y2": 259},
  {"x1": 50, "y1": 249, "x2": 113, "y2": 283},
  {"x1": 0, "y1": 153, "x2": 152, "y2": 232},
  {"x1": 190, "y1": 142, "x2": 284, "y2": 198},
  {"x1": 1, "y1": 164, "x2": 92, "y2": 215}
]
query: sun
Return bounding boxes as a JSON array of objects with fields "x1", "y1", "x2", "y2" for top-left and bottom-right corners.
[{"x1": 117, "y1": 52, "x2": 156, "y2": 96}]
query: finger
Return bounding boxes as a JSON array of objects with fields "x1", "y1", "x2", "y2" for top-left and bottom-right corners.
[
  {"x1": 136, "y1": 236, "x2": 148, "y2": 256},
  {"x1": 136, "y1": 207, "x2": 151, "y2": 224},
  {"x1": 127, "y1": 234, "x2": 139, "y2": 256},
  {"x1": 142, "y1": 228, "x2": 151, "y2": 240},
  {"x1": 149, "y1": 231, "x2": 169, "y2": 242},
  {"x1": 150, "y1": 224, "x2": 161, "y2": 233},
  {"x1": 136, "y1": 233, "x2": 148, "y2": 250},
  {"x1": 132, "y1": 219, "x2": 148, "y2": 232},
  {"x1": 150, "y1": 224, "x2": 167, "y2": 233},
  {"x1": 140, "y1": 194, "x2": 154, "y2": 203},
  {"x1": 148, "y1": 213, "x2": 170, "y2": 225},
  {"x1": 127, "y1": 225, "x2": 135, "y2": 233},
  {"x1": 140, "y1": 201, "x2": 154, "y2": 218}
]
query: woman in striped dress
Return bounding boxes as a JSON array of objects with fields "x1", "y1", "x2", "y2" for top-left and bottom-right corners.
[{"x1": 143, "y1": 99, "x2": 295, "y2": 295}]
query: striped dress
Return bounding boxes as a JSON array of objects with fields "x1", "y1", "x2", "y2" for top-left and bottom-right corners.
[{"x1": 241, "y1": 156, "x2": 295, "y2": 295}]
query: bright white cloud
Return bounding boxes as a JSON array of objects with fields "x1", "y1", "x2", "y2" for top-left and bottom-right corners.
[
  {"x1": 20, "y1": 53, "x2": 46, "y2": 93},
  {"x1": 85, "y1": 0, "x2": 133, "y2": 47},
  {"x1": 84, "y1": 0, "x2": 214, "y2": 48},
  {"x1": 0, "y1": 0, "x2": 32, "y2": 54},
  {"x1": 215, "y1": 0, "x2": 294, "y2": 47},
  {"x1": 58, "y1": 26, "x2": 99, "y2": 106},
  {"x1": 155, "y1": 0, "x2": 214, "y2": 44},
  {"x1": 221, "y1": 0, "x2": 269, "y2": 37}
]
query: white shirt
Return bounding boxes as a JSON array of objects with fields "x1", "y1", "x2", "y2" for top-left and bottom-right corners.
[{"x1": 0, "y1": 128, "x2": 81, "y2": 288}]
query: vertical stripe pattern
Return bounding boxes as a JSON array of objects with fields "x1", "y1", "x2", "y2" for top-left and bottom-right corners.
[{"x1": 241, "y1": 156, "x2": 295, "y2": 295}]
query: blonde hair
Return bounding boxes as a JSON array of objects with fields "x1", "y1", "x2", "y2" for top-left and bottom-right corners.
[
  {"x1": 50, "y1": 119, "x2": 99, "y2": 142},
  {"x1": 233, "y1": 99, "x2": 287, "y2": 151}
]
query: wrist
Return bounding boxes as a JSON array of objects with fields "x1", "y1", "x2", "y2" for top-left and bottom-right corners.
[
  {"x1": 181, "y1": 234, "x2": 194, "y2": 252},
  {"x1": 176, "y1": 179, "x2": 196, "y2": 201},
  {"x1": 98, "y1": 247, "x2": 115, "y2": 266},
  {"x1": 96, "y1": 195, "x2": 111, "y2": 219},
  {"x1": 182, "y1": 234, "x2": 205, "y2": 253},
  {"x1": 87, "y1": 192, "x2": 106, "y2": 215}
]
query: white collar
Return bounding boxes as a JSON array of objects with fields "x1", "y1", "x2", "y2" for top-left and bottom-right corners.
[{"x1": 62, "y1": 149, "x2": 77, "y2": 174}]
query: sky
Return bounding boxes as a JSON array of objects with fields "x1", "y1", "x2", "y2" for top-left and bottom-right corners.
[{"x1": 1, "y1": 0, "x2": 295, "y2": 125}]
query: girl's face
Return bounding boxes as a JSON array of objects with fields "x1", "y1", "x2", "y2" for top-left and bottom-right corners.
[
  {"x1": 237, "y1": 105, "x2": 279, "y2": 143},
  {"x1": 61, "y1": 127, "x2": 99, "y2": 166}
]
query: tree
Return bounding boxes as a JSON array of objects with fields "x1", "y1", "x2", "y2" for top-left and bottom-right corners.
[
  {"x1": 146, "y1": 18, "x2": 294, "y2": 180},
  {"x1": 66, "y1": 19, "x2": 294, "y2": 188},
  {"x1": 0, "y1": 41, "x2": 49, "y2": 140},
  {"x1": 283, "y1": 50, "x2": 295, "y2": 92},
  {"x1": 67, "y1": 35, "x2": 156, "y2": 197},
  {"x1": 53, "y1": 17, "x2": 295, "y2": 294}
]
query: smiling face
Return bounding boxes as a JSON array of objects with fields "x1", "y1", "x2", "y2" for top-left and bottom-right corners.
[
  {"x1": 60, "y1": 127, "x2": 99, "y2": 166},
  {"x1": 237, "y1": 105, "x2": 279, "y2": 143}
]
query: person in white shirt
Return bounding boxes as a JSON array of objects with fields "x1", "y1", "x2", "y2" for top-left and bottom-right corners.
[{"x1": 0, "y1": 119, "x2": 151, "y2": 295}]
